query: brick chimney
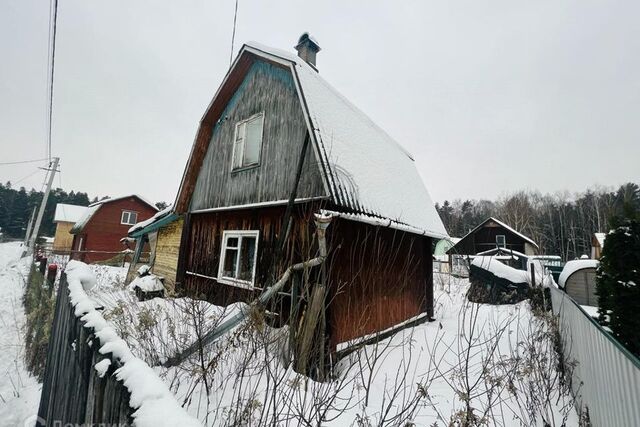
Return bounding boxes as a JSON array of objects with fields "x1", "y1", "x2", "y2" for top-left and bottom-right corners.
[{"x1": 295, "y1": 33, "x2": 321, "y2": 70}]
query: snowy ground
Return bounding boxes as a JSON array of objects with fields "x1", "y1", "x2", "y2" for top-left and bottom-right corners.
[
  {"x1": 0, "y1": 246, "x2": 579, "y2": 426},
  {"x1": 89, "y1": 267, "x2": 578, "y2": 426},
  {"x1": 0, "y1": 242, "x2": 41, "y2": 427}
]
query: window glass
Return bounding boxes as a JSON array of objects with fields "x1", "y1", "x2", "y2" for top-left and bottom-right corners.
[
  {"x1": 238, "y1": 236, "x2": 256, "y2": 281},
  {"x1": 223, "y1": 247, "x2": 238, "y2": 278},
  {"x1": 243, "y1": 116, "x2": 263, "y2": 165},
  {"x1": 218, "y1": 231, "x2": 259, "y2": 286},
  {"x1": 496, "y1": 235, "x2": 506, "y2": 247},
  {"x1": 121, "y1": 211, "x2": 137, "y2": 225},
  {"x1": 227, "y1": 237, "x2": 239, "y2": 248},
  {"x1": 232, "y1": 114, "x2": 263, "y2": 170}
]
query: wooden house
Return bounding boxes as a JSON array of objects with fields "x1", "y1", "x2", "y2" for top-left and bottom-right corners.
[
  {"x1": 125, "y1": 208, "x2": 183, "y2": 293},
  {"x1": 171, "y1": 34, "x2": 448, "y2": 355},
  {"x1": 447, "y1": 217, "x2": 539, "y2": 256},
  {"x1": 70, "y1": 195, "x2": 158, "y2": 264},
  {"x1": 591, "y1": 232, "x2": 606, "y2": 259},
  {"x1": 52, "y1": 203, "x2": 88, "y2": 253}
]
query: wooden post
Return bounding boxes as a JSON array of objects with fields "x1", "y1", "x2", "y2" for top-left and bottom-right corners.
[
  {"x1": 530, "y1": 262, "x2": 536, "y2": 287},
  {"x1": 174, "y1": 213, "x2": 191, "y2": 293}
]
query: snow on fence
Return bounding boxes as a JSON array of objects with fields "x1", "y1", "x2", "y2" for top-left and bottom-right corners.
[
  {"x1": 37, "y1": 261, "x2": 200, "y2": 427},
  {"x1": 549, "y1": 284, "x2": 640, "y2": 426}
]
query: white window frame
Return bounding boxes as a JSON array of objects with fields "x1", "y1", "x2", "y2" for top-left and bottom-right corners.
[
  {"x1": 231, "y1": 112, "x2": 265, "y2": 171},
  {"x1": 496, "y1": 234, "x2": 506, "y2": 247},
  {"x1": 217, "y1": 230, "x2": 260, "y2": 289},
  {"x1": 121, "y1": 210, "x2": 138, "y2": 225}
]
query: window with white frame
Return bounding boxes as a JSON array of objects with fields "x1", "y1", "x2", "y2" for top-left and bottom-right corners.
[
  {"x1": 217, "y1": 230, "x2": 259, "y2": 287},
  {"x1": 121, "y1": 210, "x2": 138, "y2": 225},
  {"x1": 496, "y1": 234, "x2": 506, "y2": 247},
  {"x1": 232, "y1": 113, "x2": 264, "y2": 170}
]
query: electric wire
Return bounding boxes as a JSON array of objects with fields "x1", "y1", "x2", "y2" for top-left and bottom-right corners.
[
  {"x1": 46, "y1": 0, "x2": 59, "y2": 163},
  {"x1": 0, "y1": 158, "x2": 49, "y2": 166},
  {"x1": 229, "y1": 0, "x2": 239, "y2": 66}
]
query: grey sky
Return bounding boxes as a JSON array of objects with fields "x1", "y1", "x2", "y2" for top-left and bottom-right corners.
[{"x1": 1, "y1": 0, "x2": 639, "y2": 205}]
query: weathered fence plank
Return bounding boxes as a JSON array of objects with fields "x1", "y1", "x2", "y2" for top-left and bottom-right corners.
[{"x1": 36, "y1": 274, "x2": 133, "y2": 426}]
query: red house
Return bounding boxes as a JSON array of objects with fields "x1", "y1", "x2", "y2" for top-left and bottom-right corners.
[{"x1": 70, "y1": 195, "x2": 158, "y2": 263}]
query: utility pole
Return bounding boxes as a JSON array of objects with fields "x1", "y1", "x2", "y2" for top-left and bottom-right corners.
[
  {"x1": 24, "y1": 206, "x2": 37, "y2": 245},
  {"x1": 28, "y1": 157, "x2": 59, "y2": 253}
]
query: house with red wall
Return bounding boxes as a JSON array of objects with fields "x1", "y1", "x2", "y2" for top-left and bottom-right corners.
[{"x1": 70, "y1": 195, "x2": 158, "y2": 263}]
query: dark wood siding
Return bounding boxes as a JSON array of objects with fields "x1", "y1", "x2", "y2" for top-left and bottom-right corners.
[
  {"x1": 452, "y1": 219, "x2": 528, "y2": 255},
  {"x1": 326, "y1": 220, "x2": 432, "y2": 348},
  {"x1": 180, "y1": 203, "x2": 434, "y2": 351},
  {"x1": 182, "y1": 203, "x2": 322, "y2": 307},
  {"x1": 189, "y1": 60, "x2": 326, "y2": 211}
]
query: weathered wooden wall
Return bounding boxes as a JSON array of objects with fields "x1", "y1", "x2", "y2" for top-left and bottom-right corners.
[
  {"x1": 182, "y1": 204, "x2": 320, "y2": 310},
  {"x1": 71, "y1": 197, "x2": 157, "y2": 263},
  {"x1": 37, "y1": 275, "x2": 132, "y2": 426},
  {"x1": 154, "y1": 216, "x2": 184, "y2": 292},
  {"x1": 326, "y1": 219, "x2": 433, "y2": 348},
  {"x1": 52, "y1": 221, "x2": 74, "y2": 252},
  {"x1": 180, "y1": 203, "x2": 434, "y2": 351},
  {"x1": 189, "y1": 59, "x2": 326, "y2": 211},
  {"x1": 453, "y1": 220, "x2": 528, "y2": 255}
]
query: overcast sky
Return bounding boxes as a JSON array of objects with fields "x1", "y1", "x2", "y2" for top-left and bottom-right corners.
[{"x1": 1, "y1": 0, "x2": 639, "y2": 205}]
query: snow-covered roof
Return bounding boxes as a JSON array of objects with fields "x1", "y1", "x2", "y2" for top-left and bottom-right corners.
[
  {"x1": 236, "y1": 42, "x2": 447, "y2": 239},
  {"x1": 451, "y1": 217, "x2": 538, "y2": 252},
  {"x1": 471, "y1": 257, "x2": 530, "y2": 284},
  {"x1": 72, "y1": 195, "x2": 159, "y2": 234},
  {"x1": 53, "y1": 203, "x2": 88, "y2": 223},
  {"x1": 594, "y1": 232, "x2": 607, "y2": 248},
  {"x1": 558, "y1": 259, "x2": 599, "y2": 288},
  {"x1": 70, "y1": 205, "x2": 101, "y2": 234},
  {"x1": 89, "y1": 194, "x2": 157, "y2": 210},
  {"x1": 128, "y1": 206, "x2": 173, "y2": 235}
]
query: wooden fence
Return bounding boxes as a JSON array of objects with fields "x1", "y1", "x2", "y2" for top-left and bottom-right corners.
[
  {"x1": 36, "y1": 273, "x2": 132, "y2": 426},
  {"x1": 549, "y1": 284, "x2": 640, "y2": 426}
]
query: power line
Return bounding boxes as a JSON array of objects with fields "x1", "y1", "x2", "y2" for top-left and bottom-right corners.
[
  {"x1": 0, "y1": 158, "x2": 49, "y2": 166},
  {"x1": 46, "y1": 0, "x2": 59, "y2": 163},
  {"x1": 229, "y1": 0, "x2": 239, "y2": 66}
]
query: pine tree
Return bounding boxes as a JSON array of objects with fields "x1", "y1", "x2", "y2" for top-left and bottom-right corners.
[{"x1": 596, "y1": 217, "x2": 640, "y2": 357}]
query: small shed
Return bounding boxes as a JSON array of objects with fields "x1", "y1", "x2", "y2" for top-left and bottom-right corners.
[
  {"x1": 447, "y1": 217, "x2": 539, "y2": 256},
  {"x1": 591, "y1": 232, "x2": 607, "y2": 259},
  {"x1": 558, "y1": 259, "x2": 600, "y2": 306},
  {"x1": 433, "y1": 237, "x2": 460, "y2": 273},
  {"x1": 126, "y1": 208, "x2": 183, "y2": 293},
  {"x1": 52, "y1": 204, "x2": 88, "y2": 253}
]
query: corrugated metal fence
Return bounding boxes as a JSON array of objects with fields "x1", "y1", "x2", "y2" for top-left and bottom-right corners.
[{"x1": 549, "y1": 285, "x2": 640, "y2": 426}]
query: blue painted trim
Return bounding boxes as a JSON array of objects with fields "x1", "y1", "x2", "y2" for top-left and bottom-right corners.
[{"x1": 129, "y1": 213, "x2": 179, "y2": 238}]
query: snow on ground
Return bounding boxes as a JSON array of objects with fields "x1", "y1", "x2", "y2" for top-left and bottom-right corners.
[
  {"x1": 0, "y1": 242, "x2": 42, "y2": 426},
  {"x1": 84, "y1": 267, "x2": 578, "y2": 426}
]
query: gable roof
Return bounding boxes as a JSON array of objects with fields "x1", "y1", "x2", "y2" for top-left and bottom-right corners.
[
  {"x1": 71, "y1": 195, "x2": 158, "y2": 234},
  {"x1": 54, "y1": 204, "x2": 88, "y2": 223},
  {"x1": 174, "y1": 41, "x2": 447, "y2": 239},
  {"x1": 88, "y1": 194, "x2": 157, "y2": 210},
  {"x1": 448, "y1": 217, "x2": 538, "y2": 254}
]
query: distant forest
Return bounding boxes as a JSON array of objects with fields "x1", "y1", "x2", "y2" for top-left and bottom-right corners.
[
  {"x1": 436, "y1": 182, "x2": 640, "y2": 261},
  {"x1": 2, "y1": 180, "x2": 638, "y2": 261},
  {"x1": 0, "y1": 182, "x2": 168, "y2": 240}
]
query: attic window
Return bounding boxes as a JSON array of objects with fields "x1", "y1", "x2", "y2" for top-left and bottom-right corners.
[
  {"x1": 496, "y1": 235, "x2": 506, "y2": 248},
  {"x1": 121, "y1": 210, "x2": 138, "y2": 225},
  {"x1": 217, "y1": 230, "x2": 259, "y2": 288},
  {"x1": 232, "y1": 113, "x2": 264, "y2": 170}
]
